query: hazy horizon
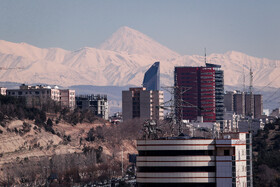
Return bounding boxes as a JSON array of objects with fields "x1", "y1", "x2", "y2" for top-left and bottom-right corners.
[{"x1": 0, "y1": 1, "x2": 280, "y2": 60}]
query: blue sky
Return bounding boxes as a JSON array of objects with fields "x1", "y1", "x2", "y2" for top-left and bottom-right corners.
[{"x1": 0, "y1": 0, "x2": 279, "y2": 59}]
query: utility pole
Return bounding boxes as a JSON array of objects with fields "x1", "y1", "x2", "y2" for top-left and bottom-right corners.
[
  {"x1": 249, "y1": 68, "x2": 254, "y2": 122},
  {"x1": 160, "y1": 86, "x2": 194, "y2": 135},
  {"x1": 243, "y1": 65, "x2": 246, "y2": 92},
  {"x1": 121, "y1": 148, "x2": 124, "y2": 177},
  {"x1": 248, "y1": 68, "x2": 254, "y2": 187}
]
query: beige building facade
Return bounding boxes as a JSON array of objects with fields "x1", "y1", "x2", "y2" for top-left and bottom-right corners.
[
  {"x1": 122, "y1": 87, "x2": 164, "y2": 121},
  {"x1": 6, "y1": 84, "x2": 75, "y2": 109},
  {"x1": 60, "y1": 89, "x2": 75, "y2": 109}
]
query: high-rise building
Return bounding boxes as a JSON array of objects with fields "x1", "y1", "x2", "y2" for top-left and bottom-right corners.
[
  {"x1": 234, "y1": 92, "x2": 246, "y2": 116},
  {"x1": 254, "y1": 94, "x2": 263, "y2": 118},
  {"x1": 143, "y1": 62, "x2": 160, "y2": 91},
  {"x1": 224, "y1": 91, "x2": 263, "y2": 118},
  {"x1": 136, "y1": 132, "x2": 253, "y2": 187},
  {"x1": 206, "y1": 63, "x2": 224, "y2": 121},
  {"x1": 245, "y1": 94, "x2": 254, "y2": 117},
  {"x1": 174, "y1": 66, "x2": 216, "y2": 122},
  {"x1": 122, "y1": 87, "x2": 164, "y2": 121},
  {"x1": 76, "y1": 94, "x2": 109, "y2": 120},
  {"x1": 224, "y1": 91, "x2": 234, "y2": 112}
]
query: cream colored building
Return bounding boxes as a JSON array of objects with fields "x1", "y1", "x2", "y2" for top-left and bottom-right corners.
[
  {"x1": 137, "y1": 132, "x2": 252, "y2": 187},
  {"x1": 7, "y1": 84, "x2": 75, "y2": 109},
  {"x1": 60, "y1": 89, "x2": 75, "y2": 109}
]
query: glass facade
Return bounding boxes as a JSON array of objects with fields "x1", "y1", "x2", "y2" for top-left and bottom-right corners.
[
  {"x1": 206, "y1": 63, "x2": 224, "y2": 121},
  {"x1": 143, "y1": 62, "x2": 160, "y2": 91}
]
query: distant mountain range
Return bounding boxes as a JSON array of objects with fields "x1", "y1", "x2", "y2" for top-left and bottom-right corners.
[
  {"x1": 0, "y1": 26, "x2": 280, "y2": 88},
  {"x1": 1, "y1": 26, "x2": 280, "y2": 113}
]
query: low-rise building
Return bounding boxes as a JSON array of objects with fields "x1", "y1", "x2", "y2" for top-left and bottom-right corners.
[
  {"x1": 60, "y1": 89, "x2": 75, "y2": 109},
  {"x1": 7, "y1": 85, "x2": 60, "y2": 108},
  {"x1": 76, "y1": 94, "x2": 109, "y2": 120},
  {"x1": 6, "y1": 84, "x2": 75, "y2": 109}
]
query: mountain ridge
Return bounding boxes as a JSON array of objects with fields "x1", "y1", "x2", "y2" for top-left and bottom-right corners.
[{"x1": 0, "y1": 26, "x2": 279, "y2": 88}]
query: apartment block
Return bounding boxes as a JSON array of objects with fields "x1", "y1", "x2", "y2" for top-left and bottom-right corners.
[
  {"x1": 7, "y1": 85, "x2": 60, "y2": 108},
  {"x1": 6, "y1": 84, "x2": 75, "y2": 109},
  {"x1": 253, "y1": 94, "x2": 263, "y2": 119},
  {"x1": 76, "y1": 94, "x2": 109, "y2": 120},
  {"x1": 122, "y1": 87, "x2": 164, "y2": 121},
  {"x1": 224, "y1": 91, "x2": 263, "y2": 118},
  {"x1": 60, "y1": 89, "x2": 76, "y2": 109},
  {"x1": 234, "y1": 92, "x2": 245, "y2": 116},
  {"x1": 137, "y1": 132, "x2": 252, "y2": 187},
  {"x1": 224, "y1": 91, "x2": 234, "y2": 112}
]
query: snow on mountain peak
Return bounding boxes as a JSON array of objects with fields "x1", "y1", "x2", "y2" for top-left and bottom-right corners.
[
  {"x1": 99, "y1": 26, "x2": 180, "y2": 60},
  {"x1": 0, "y1": 26, "x2": 280, "y2": 88}
]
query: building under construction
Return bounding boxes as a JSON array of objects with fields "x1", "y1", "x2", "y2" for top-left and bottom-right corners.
[{"x1": 76, "y1": 94, "x2": 109, "y2": 120}]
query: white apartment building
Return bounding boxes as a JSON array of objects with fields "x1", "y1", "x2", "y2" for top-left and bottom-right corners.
[
  {"x1": 6, "y1": 84, "x2": 75, "y2": 109},
  {"x1": 136, "y1": 132, "x2": 252, "y2": 187}
]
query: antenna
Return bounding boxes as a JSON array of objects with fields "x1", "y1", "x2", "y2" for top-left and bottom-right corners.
[
  {"x1": 243, "y1": 65, "x2": 245, "y2": 92},
  {"x1": 249, "y1": 67, "x2": 254, "y2": 131},
  {"x1": 204, "y1": 48, "x2": 207, "y2": 65}
]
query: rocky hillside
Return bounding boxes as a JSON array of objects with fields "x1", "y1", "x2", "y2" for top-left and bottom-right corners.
[{"x1": 0, "y1": 95, "x2": 140, "y2": 186}]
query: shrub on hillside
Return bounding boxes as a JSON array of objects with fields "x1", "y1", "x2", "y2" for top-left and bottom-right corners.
[{"x1": 86, "y1": 128, "x2": 95, "y2": 142}]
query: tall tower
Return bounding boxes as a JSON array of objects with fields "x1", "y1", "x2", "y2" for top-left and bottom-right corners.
[
  {"x1": 174, "y1": 66, "x2": 216, "y2": 122},
  {"x1": 143, "y1": 62, "x2": 160, "y2": 91},
  {"x1": 206, "y1": 63, "x2": 224, "y2": 121}
]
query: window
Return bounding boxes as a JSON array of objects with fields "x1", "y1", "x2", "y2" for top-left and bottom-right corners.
[{"x1": 224, "y1": 150, "x2": 230, "y2": 156}]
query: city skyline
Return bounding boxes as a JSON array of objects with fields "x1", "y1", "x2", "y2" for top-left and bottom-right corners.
[{"x1": 0, "y1": 1, "x2": 280, "y2": 60}]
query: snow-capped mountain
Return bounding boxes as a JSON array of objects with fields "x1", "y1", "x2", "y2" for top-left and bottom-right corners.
[
  {"x1": 99, "y1": 26, "x2": 180, "y2": 61},
  {"x1": 0, "y1": 26, "x2": 279, "y2": 88}
]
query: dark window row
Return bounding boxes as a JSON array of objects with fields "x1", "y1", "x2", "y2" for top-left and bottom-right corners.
[
  {"x1": 138, "y1": 183, "x2": 216, "y2": 187},
  {"x1": 138, "y1": 166, "x2": 215, "y2": 172},
  {"x1": 139, "y1": 150, "x2": 215, "y2": 156}
]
